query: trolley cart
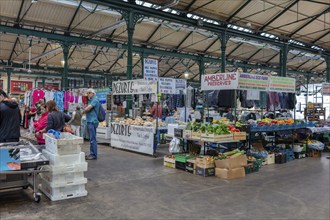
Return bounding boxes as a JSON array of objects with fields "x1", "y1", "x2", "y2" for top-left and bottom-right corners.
[{"x1": 0, "y1": 141, "x2": 49, "y2": 203}]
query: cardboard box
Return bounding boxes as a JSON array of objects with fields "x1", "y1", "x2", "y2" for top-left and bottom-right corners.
[
  {"x1": 164, "y1": 156, "x2": 175, "y2": 168},
  {"x1": 252, "y1": 142, "x2": 265, "y2": 151},
  {"x1": 201, "y1": 134, "x2": 233, "y2": 142},
  {"x1": 192, "y1": 132, "x2": 201, "y2": 140},
  {"x1": 214, "y1": 155, "x2": 247, "y2": 169},
  {"x1": 215, "y1": 167, "x2": 245, "y2": 179},
  {"x1": 275, "y1": 154, "x2": 287, "y2": 164},
  {"x1": 233, "y1": 132, "x2": 247, "y2": 141},
  {"x1": 308, "y1": 149, "x2": 322, "y2": 158},
  {"x1": 196, "y1": 166, "x2": 215, "y2": 177},
  {"x1": 195, "y1": 157, "x2": 215, "y2": 169}
]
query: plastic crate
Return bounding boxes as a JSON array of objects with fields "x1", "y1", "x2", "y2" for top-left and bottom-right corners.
[
  {"x1": 44, "y1": 133, "x2": 83, "y2": 155},
  {"x1": 42, "y1": 150, "x2": 85, "y2": 166},
  {"x1": 40, "y1": 172, "x2": 87, "y2": 188},
  {"x1": 40, "y1": 178, "x2": 87, "y2": 201},
  {"x1": 43, "y1": 162, "x2": 88, "y2": 175},
  {"x1": 175, "y1": 161, "x2": 186, "y2": 170},
  {"x1": 174, "y1": 154, "x2": 195, "y2": 163}
]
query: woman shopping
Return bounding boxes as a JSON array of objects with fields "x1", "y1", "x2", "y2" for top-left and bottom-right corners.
[
  {"x1": 36, "y1": 100, "x2": 71, "y2": 136},
  {"x1": 34, "y1": 105, "x2": 48, "y2": 144}
]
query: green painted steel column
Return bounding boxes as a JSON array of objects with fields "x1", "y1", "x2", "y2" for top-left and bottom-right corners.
[
  {"x1": 7, "y1": 70, "x2": 11, "y2": 94},
  {"x1": 280, "y1": 44, "x2": 289, "y2": 77},
  {"x1": 220, "y1": 33, "x2": 229, "y2": 73},
  {"x1": 62, "y1": 43, "x2": 70, "y2": 90},
  {"x1": 199, "y1": 57, "x2": 204, "y2": 83},
  {"x1": 326, "y1": 56, "x2": 330, "y2": 83}
]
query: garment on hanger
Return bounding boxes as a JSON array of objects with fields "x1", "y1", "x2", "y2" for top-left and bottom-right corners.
[
  {"x1": 239, "y1": 90, "x2": 254, "y2": 108},
  {"x1": 32, "y1": 89, "x2": 45, "y2": 105},
  {"x1": 268, "y1": 92, "x2": 280, "y2": 111},
  {"x1": 254, "y1": 91, "x2": 268, "y2": 109},
  {"x1": 286, "y1": 93, "x2": 296, "y2": 109},
  {"x1": 44, "y1": 90, "x2": 55, "y2": 102},
  {"x1": 54, "y1": 91, "x2": 64, "y2": 112}
]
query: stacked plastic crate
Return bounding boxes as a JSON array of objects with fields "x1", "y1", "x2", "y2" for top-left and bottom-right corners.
[{"x1": 40, "y1": 132, "x2": 88, "y2": 201}]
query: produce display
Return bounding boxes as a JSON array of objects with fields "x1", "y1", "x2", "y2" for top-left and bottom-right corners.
[
  {"x1": 113, "y1": 116, "x2": 165, "y2": 127},
  {"x1": 217, "y1": 149, "x2": 245, "y2": 160},
  {"x1": 185, "y1": 121, "x2": 241, "y2": 135}
]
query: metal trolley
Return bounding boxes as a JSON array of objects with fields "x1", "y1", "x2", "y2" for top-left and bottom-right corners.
[{"x1": 0, "y1": 141, "x2": 49, "y2": 203}]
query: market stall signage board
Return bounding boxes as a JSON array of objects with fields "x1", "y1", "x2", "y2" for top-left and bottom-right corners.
[
  {"x1": 37, "y1": 82, "x2": 60, "y2": 90},
  {"x1": 322, "y1": 83, "x2": 330, "y2": 96},
  {"x1": 159, "y1": 78, "x2": 175, "y2": 94},
  {"x1": 112, "y1": 80, "x2": 157, "y2": 95},
  {"x1": 238, "y1": 73, "x2": 269, "y2": 91},
  {"x1": 110, "y1": 123, "x2": 154, "y2": 155},
  {"x1": 95, "y1": 87, "x2": 111, "y2": 104},
  {"x1": 175, "y1": 79, "x2": 187, "y2": 94},
  {"x1": 201, "y1": 73, "x2": 239, "y2": 91},
  {"x1": 144, "y1": 58, "x2": 158, "y2": 81},
  {"x1": 268, "y1": 76, "x2": 296, "y2": 93}
]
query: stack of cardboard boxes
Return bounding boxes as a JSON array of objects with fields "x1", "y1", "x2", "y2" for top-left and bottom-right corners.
[{"x1": 215, "y1": 155, "x2": 247, "y2": 179}]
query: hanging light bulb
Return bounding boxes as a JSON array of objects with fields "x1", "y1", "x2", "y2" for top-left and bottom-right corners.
[
  {"x1": 61, "y1": 58, "x2": 65, "y2": 67},
  {"x1": 184, "y1": 72, "x2": 189, "y2": 78}
]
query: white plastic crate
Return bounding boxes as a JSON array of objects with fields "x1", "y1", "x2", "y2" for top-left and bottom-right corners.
[
  {"x1": 44, "y1": 132, "x2": 84, "y2": 155},
  {"x1": 96, "y1": 127, "x2": 111, "y2": 139},
  {"x1": 40, "y1": 178, "x2": 87, "y2": 201},
  {"x1": 42, "y1": 150, "x2": 85, "y2": 166},
  {"x1": 43, "y1": 162, "x2": 88, "y2": 175},
  {"x1": 40, "y1": 172, "x2": 87, "y2": 188}
]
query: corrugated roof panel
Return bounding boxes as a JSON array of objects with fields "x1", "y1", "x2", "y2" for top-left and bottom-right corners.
[
  {"x1": 0, "y1": 0, "x2": 22, "y2": 20},
  {"x1": 134, "y1": 22, "x2": 159, "y2": 43},
  {"x1": 249, "y1": 48, "x2": 278, "y2": 63},
  {"x1": 24, "y1": 1, "x2": 74, "y2": 29}
]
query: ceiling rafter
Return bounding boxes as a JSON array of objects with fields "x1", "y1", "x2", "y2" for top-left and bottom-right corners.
[
  {"x1": 259, "y1": 0, "x2": 300, "y2": 31},
  {"x1": 265, "y1": 53, "x2": 279, "y2": 64},
  {"x1": 146, "y1": 23, "x2": 162, "y2": 43},
  {"x1": 227, "y1": 42, "x2": 244, "y2": 57},
  {"x1": 226, "y1": 0, "x2": 252, "y2": 23},
  {"x1": 203, "y1": 38, "x2": 218, "y2": 54},
  {"x1": 86, "y1": 46, "x2": 104, "y2": 70},
  {"x1": 162, "y1": 59, "x2": 183, "y2": 77},
  {"x1": 174, "y1": 31, "x2": 193, "y2": 51},
  {"x1": 107, "y1": 50, "x2": 126, "y2": 73},
  {"x1": 246, "y1": 48, "x2": 263, "y2": 61},
  {"x1": 177, "y1": 61, "x2": 197, "y2": 78},
  {"x1": 184, "y1": 0, "x2": 198, "y2": 12},
  {"x1": 189, "y1": 0, "x2": 216, "y2": 13},
  {"x1": 67, "y1": 0, "x2": 83, "y2": 32},
  {"x1": 289, "y1": 6, "x2": 330, "y2": 37},
  {"x1": 312, "y1": 30, "x2": 330, "y2": 44},
  {"x1": 310, "y1": 60, "x2": 325, "y2": 71}
]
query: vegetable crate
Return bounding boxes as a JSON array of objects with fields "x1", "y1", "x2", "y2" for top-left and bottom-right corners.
[
  {"x1": 183, "y1": 130, "x2": 192, "y2": 139},
  {"x1": 233, "y1": 132, "x2": 246, "y2": 141},
  {"x1": 244, "y1": 159, "x2": 262, "y2": 174},
  {"x1": 201, "y1": 134, "x2": 233, "y2": 142},
  {"x1": 185, "y1": 159, "x2": 196, "y2": 174},
  {"x1": 195, "y1": 157, "x2": 215, "y2": 169},
  {"x1": 191, "y1": 132, "x2": 201, "y2": 140},
  {"x1": 164, "y1": 156, "x2": 175, "y2": 168},
  {"x1": 308, "y1": 149, "x2": 322, "y2": 158},
  {"x1": 174, "y1": 154, "x2": 195, "y2": 163},
  {"x1": 196, "y1": 166, "x2": 215, "y2": 177}
]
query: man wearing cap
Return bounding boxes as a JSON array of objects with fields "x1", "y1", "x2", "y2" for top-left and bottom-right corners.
[{"x1": 83, "y1": 88, "x2": 100, "y2": 160}]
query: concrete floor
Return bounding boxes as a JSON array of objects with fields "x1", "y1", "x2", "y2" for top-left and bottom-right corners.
[{"x1": 0, "y1": 142, "x2": 329, "y2": 220}]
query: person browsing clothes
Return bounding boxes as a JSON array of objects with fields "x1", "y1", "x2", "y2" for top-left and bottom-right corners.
[{"x1": 83, "y1": 88, "x2": 100, "y2": 160}]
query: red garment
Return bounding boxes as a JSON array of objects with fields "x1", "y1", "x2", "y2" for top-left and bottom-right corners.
[
  {"x1": 151, "y1": 104, "x2": 162, "y2": 119},
  {"x1": 34, "y1": 112, "x2": 49, "y2": 144},
  {"x1": 32, "y1": 89, "x2": 45, "y2": 105},
  {"x1": 82, "y1": 96, "x2": 88, "y2": 105}
]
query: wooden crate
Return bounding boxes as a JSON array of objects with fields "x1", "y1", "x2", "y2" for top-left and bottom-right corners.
[
  {"x1": 233, "y1": 132, "x2": 247, "y2": 141},
  {"x1": 191, "y1": 132, "x2": 201, "y2": 140},
  {"x1": 183, "y1": 130, "x2": 192, "y2": 139},
  {"x1": 308, "y1": 149, "x2": 322, "y2": 158}
]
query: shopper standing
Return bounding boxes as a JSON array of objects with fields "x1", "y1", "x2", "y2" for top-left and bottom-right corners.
[
  {"x1": 0, "y1": 89, "x2": 21, "y2": 143},
  {"x1": 83, "y1": 88, "x2": 100, "y2": 160},
  {"x1": 68, "y1": 106, "x2": 82, "y2": 137}
]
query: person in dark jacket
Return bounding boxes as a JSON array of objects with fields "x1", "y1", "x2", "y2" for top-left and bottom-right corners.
[
  {"x1": 36, "y1": 100, "x2": 71, "y2": 136},
  {"x1": 0, "y1": 89, "x2": 21, "y2": 143}
]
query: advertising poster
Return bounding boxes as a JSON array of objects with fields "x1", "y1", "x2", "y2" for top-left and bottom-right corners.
[
  {"x1": 144, "y1": 58, "x2": 158, "y2": 81},
  {"x1": 268, "y1": 76, "x2": 296, "y2": 93},
  {"x1": 201, "y1": 72, "x2": 239, "y2": 91},
  {"x1": 159, "y1": 78, "x2": 175, "y2": 94},
  {"x1": 175, "y1": 79, "x2": 187, "y2": 94},
  {"x1": 10, "y1": 81, "x2": 33, "y2": 93},
  {"x1": 112, "y1": 80, "x2": 157, "y2": 95},
  {"x1": 322, "y1": 83, "x2": 330, "y2": 96},
  {"x1": 110, "y1": 123, "x2": 154, "y2": 155},
  {"x1": 238, "y1": 73, "x2": 269, "y2": 91},
  {"x1": 37, "y1": 82, "x2": 60, "y2": 90}
]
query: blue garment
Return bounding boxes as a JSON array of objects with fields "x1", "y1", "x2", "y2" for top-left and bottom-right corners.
[
  {"x1": 88, "y1": 122, "x2": 98, "y2": 158},
  {"x1": 86, "y1": 96, "x2": 100, "y2": 123},
  {"x1": 54, "y1": 91, "x2": 64, "y2": 112}
]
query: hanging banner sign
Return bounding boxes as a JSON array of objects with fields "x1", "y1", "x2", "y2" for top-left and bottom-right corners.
[
  {"x1": 175, "y1": 79, "x2": 187, "y2": 94},
  {"x1": 238, "y1": 73, "x2": 269, "y2": 91},
  {"x1": 10, "y1": 80, "x2": 33, "y2": 93},
  {"x1": 112, "y1": 80, "x2": 157, "y2": 95},
  {"x1": 110, "y1": 123, "x2": 154, "y2": 155},
  {"x1": 201, "y1": 72, "x2": 239, "y2": 91},
  {"x1": 95, "y1": 87, "x2": 111, "y2": 104},
  {"x1": 322, "y1": 83, "x2": 330, "y2": 96},
  {"x1": 144, "y1": 58, "x2": 158, "y2": 81},
  {"x1": 158, "y1": 78, "x2": 175, "y2": 94},
  {"x1": 268, "y1": 76, "x2": 296, "y2": 93}
]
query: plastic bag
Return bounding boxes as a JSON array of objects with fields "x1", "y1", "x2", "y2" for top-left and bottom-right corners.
[
  {"x1": 169, "y1": 137, "x2": 181, "y2": 153},
  {"x1": 308, "y1": 140, "x2": 324, "y2": 151}
]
